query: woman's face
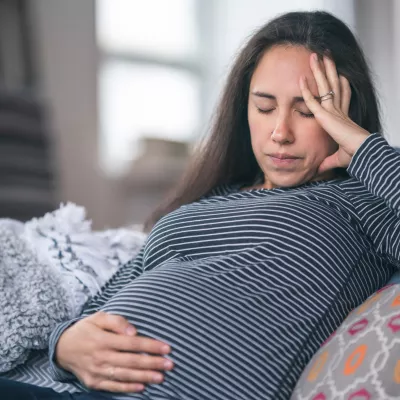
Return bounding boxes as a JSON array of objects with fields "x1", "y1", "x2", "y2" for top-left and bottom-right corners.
[{"x1": 247, "y1": 45, "x2": 339, "y2": 189}]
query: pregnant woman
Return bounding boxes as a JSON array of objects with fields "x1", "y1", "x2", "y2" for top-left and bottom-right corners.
[{"x1": 2, "y1": 10, "x2": 399, "y2": 400}]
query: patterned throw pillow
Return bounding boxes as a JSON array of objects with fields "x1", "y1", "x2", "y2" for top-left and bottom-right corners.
[{"x1": 291, "y1": 284, "x2": 400, "y2": 400}]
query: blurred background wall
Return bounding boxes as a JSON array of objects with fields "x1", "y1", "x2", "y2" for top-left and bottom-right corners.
[{"x1": 0, "y1": 0, "x2": 399, "y2": 229}]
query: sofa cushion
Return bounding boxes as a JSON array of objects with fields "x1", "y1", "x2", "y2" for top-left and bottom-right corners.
[{"x1": 290, "y1": 284, "x2": 400, "y2": 399}]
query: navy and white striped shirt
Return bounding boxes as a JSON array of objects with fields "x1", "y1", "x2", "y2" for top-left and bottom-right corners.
[{"x1": 49, "y1": 133, "x2": 400, "y2": 400}]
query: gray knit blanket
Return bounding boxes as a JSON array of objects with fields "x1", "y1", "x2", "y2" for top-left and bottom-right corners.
[
  {"x1": 0, "y1": 204, "x2": 146, "y2": 373},
  {"x1": 0, "y1": 224, "x2": 71, "y2": 373}
]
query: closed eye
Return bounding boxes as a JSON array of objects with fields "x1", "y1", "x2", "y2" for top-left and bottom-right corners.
[
  {"x1": 256, "y1": 107, "x2": 274, "y2": 114},
  {"x1": 256, "y1": 108, "x2": 314, "y2": 119},
  {"x1": 298, "y1": 111, "x2": 314, "y2": 118}
]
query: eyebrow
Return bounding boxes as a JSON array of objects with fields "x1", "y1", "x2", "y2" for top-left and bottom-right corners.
[{"x1": 251, "y1": 91, "x2": 318, "y2": 103}]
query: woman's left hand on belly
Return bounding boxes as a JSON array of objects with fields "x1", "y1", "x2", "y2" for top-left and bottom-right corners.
[
  {"x1": 299, "y1": 53, "x2": 370, "y2": 174},
  {"x1": 55, "y1": 311, "x2": 174, "y2": 393}
]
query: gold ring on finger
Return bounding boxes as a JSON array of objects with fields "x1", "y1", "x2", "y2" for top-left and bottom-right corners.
[{"x1": 319, "y1": 90, "x2": 334, "y2": 101}]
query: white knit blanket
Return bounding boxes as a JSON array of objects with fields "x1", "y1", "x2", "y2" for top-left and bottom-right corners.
[{"x1": 0, "y1": 203, "x2": 146, "y2": 372}]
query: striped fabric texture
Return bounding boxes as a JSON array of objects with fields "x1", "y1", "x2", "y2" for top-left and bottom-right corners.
[{"x1": 45, "y1": 133, "x2": 399, "y2": 400}]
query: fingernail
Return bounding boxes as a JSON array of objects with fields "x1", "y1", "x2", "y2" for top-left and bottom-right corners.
[
  {"x1": 164, "y1": 359, "x2": 173, "y2": 369},
  {"x1": 313, "y1": 53, "x2": 318, "y2": 62},
  {"x1": 133, "y1": 384, "x2": 144, "y2": 392},
  {"x1": 153, "y1": 373, "x2": 164, "y2": 383},
  {"x1": 161, "y1": 345, "x2": 170, "y2": 354},
  {"x1": 126, "y1": 326, "x2": 136, "y2": 336}
]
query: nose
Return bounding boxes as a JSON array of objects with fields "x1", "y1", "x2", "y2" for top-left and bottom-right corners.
[{"x1": 271, "y1": 114, "x2": 294, "y2": 145}]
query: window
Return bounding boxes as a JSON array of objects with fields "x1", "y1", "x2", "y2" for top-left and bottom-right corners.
[{"x1": 96, "y1": 0, "x2": 202, "y2": 176}]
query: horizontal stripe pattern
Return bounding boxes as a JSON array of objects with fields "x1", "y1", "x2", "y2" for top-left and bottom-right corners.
[{"x1": 46, "y1": 133, "x2": 399, "y2": 400}]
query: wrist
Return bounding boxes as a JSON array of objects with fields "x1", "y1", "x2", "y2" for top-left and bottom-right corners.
[{"x1": 54, "y1": 334, "x2": 73, "y2": 372}]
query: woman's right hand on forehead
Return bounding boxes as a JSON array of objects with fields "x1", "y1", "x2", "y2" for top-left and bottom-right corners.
[{"x1": 55, "y1": 311, "x2": 174, "y2": 393}]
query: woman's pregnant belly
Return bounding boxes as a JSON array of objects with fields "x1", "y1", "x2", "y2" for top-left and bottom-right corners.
[{"x1": 99, "y1": 256, "x2": 333, "y2": 400}]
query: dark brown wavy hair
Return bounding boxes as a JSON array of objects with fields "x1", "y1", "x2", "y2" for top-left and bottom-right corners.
[{"x1": 144, "y1": 10, "x2": 382, "y2": 232}]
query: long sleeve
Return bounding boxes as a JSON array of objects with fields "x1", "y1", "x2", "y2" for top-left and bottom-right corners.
[
  {"x1": 48, "y1": 245, "x2": 146, "y2": 381},
  {"x1": 343, "y1": 132, "x2": 400, "y2": 266}
]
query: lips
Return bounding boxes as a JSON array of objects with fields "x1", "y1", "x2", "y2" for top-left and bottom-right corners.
[
  {"x1": 268, "y1": 153, "x2": 299, "y2": 159},
  {"x1": 268, "y1": 154, "x2": 300, "y2": 166}
]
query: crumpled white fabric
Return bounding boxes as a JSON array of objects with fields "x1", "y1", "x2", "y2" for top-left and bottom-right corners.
[
  {"x1": 22, "y1": 203, "x2": 147, "y2": 316},
  {"x1": 1, "y1": 203, "x2": 147, "y2": 318}
]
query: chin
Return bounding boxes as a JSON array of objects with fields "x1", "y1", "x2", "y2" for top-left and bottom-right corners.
[{"x1": 266, "y1": 172, "x2": 312, "y2": 189}]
